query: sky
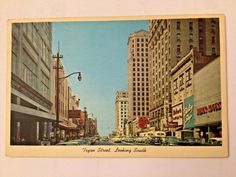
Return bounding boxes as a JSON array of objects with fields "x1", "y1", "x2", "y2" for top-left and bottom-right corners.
[{"x1": 52, "y1": 20, "x2": 148, "y2": 136}]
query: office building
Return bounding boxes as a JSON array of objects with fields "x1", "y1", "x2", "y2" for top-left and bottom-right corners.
[
  {"x1": 11, "y1": 22, "x2": 53, "y2": 145},
  {"x1": 127, "y1": 30, "x2": 150, "y2": 127}
]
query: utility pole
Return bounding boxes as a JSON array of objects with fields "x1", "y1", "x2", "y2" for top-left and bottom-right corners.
[{"x1": 52, "y1": 43, "x2": 63, "y2": 143}]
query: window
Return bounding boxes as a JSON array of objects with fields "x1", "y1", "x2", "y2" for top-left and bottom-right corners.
[
  {"x1": 177, "y1": 21, "x2": 181, "y2": 30},
  {"x1": 189, "y1": 22, "x2": 193, "y2": 31},
  {"x1": 177, "y1": 45, "x2": 181, "y2": 53},
  {"x1": 12, "y1": 37, "x2": 18, "y2": 75},
  {"x1": 179, "y1": 74, "x2": 184, "y2": 87},
  {"x1": 212, "y1": 36, "x2": 216, "y2": 44},
  {"x1": 22, "y1": 50, "x2": 37, "y2": 90},
  {"x1": 212, "y1": 47, "x2": 216, "y2": 55},
  {"x1": 177, "y1": 33, "x2": 181, "y2": 42},
  {"x1": 173, "y1": 78, "x2": 178, "y2": 92},
  {"x1": 186, "y1": 68, "x2": 191, "y2": 81}
]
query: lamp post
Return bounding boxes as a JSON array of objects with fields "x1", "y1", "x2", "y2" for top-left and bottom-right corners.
[
  {"x1": 83, "y1": 108, "x2": 94, "y2": 138},
  {"x1": 83, "y1": 107, "x2": 87, "y2": 138},
  {"x1": 52, "y1": 50, "x2": 82, "y2": 144}
]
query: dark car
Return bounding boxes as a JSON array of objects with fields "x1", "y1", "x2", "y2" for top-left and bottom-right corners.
[
  {"x1": 148, "y1": 137, "x2": 162, "y2": 146},
  {"x1": 93, "y1": 140, "x2": 114, "y2": 146},
  {"x1": 164, "y1": 136, "x2": 178, "y2": 146},
  {"x1": 201, "y1": 137, "x2": 222, "y2": 146},
  {"x1": 178, "y1": 137, "x2": 201, "y2": 146}
]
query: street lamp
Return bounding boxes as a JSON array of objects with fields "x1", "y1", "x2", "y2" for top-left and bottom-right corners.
[
  {"x1": 83, "y1": 108, "x2": 94, "y2": 138},
  {"x1": 52, "y1": 49, "x2": 82, "y2": 144}
]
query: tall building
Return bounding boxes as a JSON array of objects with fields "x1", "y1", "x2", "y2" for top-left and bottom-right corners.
[
  {"x1": 11, "y1": 22, "x2": 53, "y2": 145},
  {"x1": 115, "y1": 91, "x2": 128, "y2": 136},
  {"x1": 148, "y1": 18, "x2": 220, "y2": 131},
  {"x1": 127, "y1": 30, "x2": 150, "y2": 126}
]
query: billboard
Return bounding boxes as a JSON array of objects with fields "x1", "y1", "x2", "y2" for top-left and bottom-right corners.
[{"x1": 184, "y1": 96, "x2": 194, "y2": 128}]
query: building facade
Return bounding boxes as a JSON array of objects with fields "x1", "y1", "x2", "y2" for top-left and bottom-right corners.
[
  {"x1": 148, "y1": 18, "x2": 220, "y2": 131},
  {"x1": 170, "y1": 48, "x2": 217, "y2": 138},
  {"x1": 194, "y1": 56, "x2": 221, "y2": 141},
  {"x1": 127, "y1": 30, "x2": 150, "y2": 127},
  {"x1": 115, "y1": 91, "x2": 128, "y2": 136},
  {"x1": 11, "y1": 22, "x2": 53, "y2": 145}
]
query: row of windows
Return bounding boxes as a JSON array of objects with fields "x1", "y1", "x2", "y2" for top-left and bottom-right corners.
[
  {"x1": 132, "y1": 63, "x2": 149, "y2": 67},
  {"x1": 22, "y1": 23, "x2": 51, "y2": 68},
  {"x1": 133, "y1": 112, "x2": 149, "y2": 117},
  {"x1": 133, "y1": 67, "x2": 149, "y2": 72},
  {"x1": 133, "y1": 97, "x2": 149, "y2": 101},
  {"x1": 133, "y1": 68, "x2": 148, "y2": 73},
  {"x1": 176, "y1": 21, "x2": 194, "y2": 31},
  {"x1": 132, "y1": 52, "x2": 148, "y2": 57},
  {"x1": 173, "y1": 68, "x2": 192, "y2": 92},
  {"x1": 120, "y1": 112, "x2": 127, "y2": 116},
  {"x1": 120, "y1": 101, "x2": 128, "y2": 105},
  {"x1": 133, "y1": 92, "x2": 149, "y2": 96},
  {"x1": 12, "y1": 37, "x2": 18, "y2": 75},
  {"x1": 132, "y1": 58, "x2": 149, "y2": 63},
  {"x1": 22, "y1": 64, "x2": 37, "y2": 90},
  {"x1": 133, "y1": 83, "x2": 149, "y2": 87},
  {"x1": 131, "y1": 38, "x2": 148, "y2": 43}
]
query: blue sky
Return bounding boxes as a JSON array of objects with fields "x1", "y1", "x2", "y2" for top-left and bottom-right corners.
[{"x1": 52, "y1": 20, "x2": 148, "y2": 136}]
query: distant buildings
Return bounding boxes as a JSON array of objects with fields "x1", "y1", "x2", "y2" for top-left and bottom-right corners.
[{"x1": 115, "y1": 91, "x2": 128, "y2": 136}]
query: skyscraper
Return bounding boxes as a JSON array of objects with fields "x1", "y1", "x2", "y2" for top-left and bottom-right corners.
[{"x1": 128, "y1": 30, "x2": 150, "y2": 126}]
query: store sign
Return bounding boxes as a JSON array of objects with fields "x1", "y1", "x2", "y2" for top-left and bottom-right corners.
[
  {"x1": 166, "y1": 122, "x2": 178, "y2": 128},
  {"x1": 68, "y1": 110, "x2": 81, "y2": 118},
  {"x1": 184, "y1": 96, "x2": 194, "y2": 129},
  {"x1": 172, "y1": 103, "x2": 183, "y2": 126},
  {"x1": 197, "y1": 102, "x2": 221, "y2": 116}
]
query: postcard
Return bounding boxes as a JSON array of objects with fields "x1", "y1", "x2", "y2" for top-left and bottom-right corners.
[{"x1": 6, "y1": 14, "x2": 228, "y2": 157}]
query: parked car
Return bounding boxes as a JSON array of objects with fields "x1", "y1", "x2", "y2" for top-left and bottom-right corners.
[
  {"x1": 201, "y1": 137, "x2": 222, "y2": 146},
  {"x1": 69, "y1": 139, "x2": 89, "y2": 145},
  {"x1": 56, "y1": 141, "x2": 80, "y2": 146},
  {"x1": 148, "y1": 137, "x2": 162, "y2": 146},
  {"x1": 111, "y1": 137, "x2": 122, "y2": 143},
  {"x1": 178, "y1": 137, "x2": 201, "y2": 146},
  {"x1": 164, "y1": 136, "x2": 179, "y2": 146},
  {"x1": 208, "y1": 137, "x2": 222, "y2": 146}
]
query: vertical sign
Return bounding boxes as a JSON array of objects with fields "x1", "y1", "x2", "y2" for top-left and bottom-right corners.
[{"x1": 184, "y1": 96, "x2": 194, "y2": 128}]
